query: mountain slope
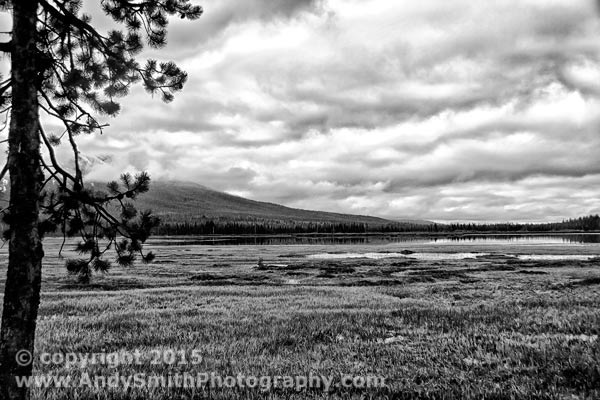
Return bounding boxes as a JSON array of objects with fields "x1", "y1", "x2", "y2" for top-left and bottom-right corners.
[{"x1": 133, "y1": 181, "x2": 413, "y2": 226}]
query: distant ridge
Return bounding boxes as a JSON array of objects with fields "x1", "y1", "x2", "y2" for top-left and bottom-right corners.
[
  {"x1": 132, "y1": 180, "x2": 429, "y2": 226},
  {"x1": 1, "y1": 179, "x2": 429, "y2": 227}
]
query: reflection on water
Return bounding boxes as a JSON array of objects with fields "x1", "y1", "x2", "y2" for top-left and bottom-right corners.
[
  {"x1": 149, "y1": 234, "x2": 600, "y2": 247},
  {"x1": 517, "y1": 254, "x2": 596, "y2": 261},
  {"x1": 433, "y1": 235, "x2": 600, "y2": 245},
  {"x1": 307, "y1": 252, "x2": 598, "y2": 261},
  {"x1": 307, "y1": 252, "x2": 483, "y2": 260}
]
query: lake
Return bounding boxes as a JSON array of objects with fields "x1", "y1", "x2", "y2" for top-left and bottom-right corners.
[
  {"x1": 147, "y1": 233, "x2": 600, "y2": 246},
  {"x1": 141, "y1": 233, "x2": 600, "y2": 262}
]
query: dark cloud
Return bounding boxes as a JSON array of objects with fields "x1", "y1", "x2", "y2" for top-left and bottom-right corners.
[
  {"x1": 156, "y1": 0, "x2": 323, "y2": 57},
  {"x1": 65, "y1": 0, "x2": 600, "y2": 222}
]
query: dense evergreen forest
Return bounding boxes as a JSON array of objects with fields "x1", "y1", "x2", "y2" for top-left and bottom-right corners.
[{"x1": 153, "y1": 215, "x2": 600, "y2": 235}]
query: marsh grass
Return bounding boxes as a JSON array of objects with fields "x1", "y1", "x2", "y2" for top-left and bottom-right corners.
[{"x1": 0, "y1": 238, "x2": 598, "y2": 399}]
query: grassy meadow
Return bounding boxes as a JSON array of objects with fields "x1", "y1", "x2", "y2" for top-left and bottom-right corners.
[{"x1": 0, "y1": 237, "x2": 599, "y2": 399}]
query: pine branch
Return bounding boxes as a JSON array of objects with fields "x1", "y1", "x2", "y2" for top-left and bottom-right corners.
[
  {"x1": 38, "y1": 124, "x2": 78, "y2": 184},
  {"x1": 39, "y1": 93, "x2": 83, "y2": 184},
  {"x1": 0, "y1": 160, "x2": 7, "y2": 183},
  {"x1": 9, "y1": 0, "x2": 197, "y2": 283},
  {"x1": 39, "y1": 0, "x2": 112, "y2": 53}
]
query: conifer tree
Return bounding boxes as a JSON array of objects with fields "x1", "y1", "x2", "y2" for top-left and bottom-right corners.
[{"x1": 0, "y1": 1, "x2": 202, "y2": 398}]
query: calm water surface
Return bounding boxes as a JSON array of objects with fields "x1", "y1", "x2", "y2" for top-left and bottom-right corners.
[
  {"x1": 149, "y1": 234, "x2": 600, "y2": 246},
  {"x1": 147, "y1": 234, "x2": 600, "y2": 260}
]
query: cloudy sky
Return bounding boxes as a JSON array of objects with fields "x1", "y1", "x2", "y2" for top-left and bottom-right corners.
[{"x1": 21, "y1": 0, "x2": 600, "y2": 222}]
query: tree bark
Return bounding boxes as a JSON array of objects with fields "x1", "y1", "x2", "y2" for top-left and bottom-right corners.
[{"x1": 0, "y1": 1, "x2": 44, "y2": 400}]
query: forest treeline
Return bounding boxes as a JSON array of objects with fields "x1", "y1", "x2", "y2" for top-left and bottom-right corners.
[
  {"x1": 153, "y1": 215, "x2": 600, "y2": 235},
  {"x1": 1, "y1": 213, "x2": 597, "y2": 237}
]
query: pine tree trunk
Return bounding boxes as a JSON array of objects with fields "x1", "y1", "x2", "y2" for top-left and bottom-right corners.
[{"x1": 0, "y1": 1, "x2": 43, "y2": 400}]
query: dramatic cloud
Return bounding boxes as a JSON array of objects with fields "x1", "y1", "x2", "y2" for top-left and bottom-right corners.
[{"x1": 19, "y1": 0, "x2": 600, "y2": 222}]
